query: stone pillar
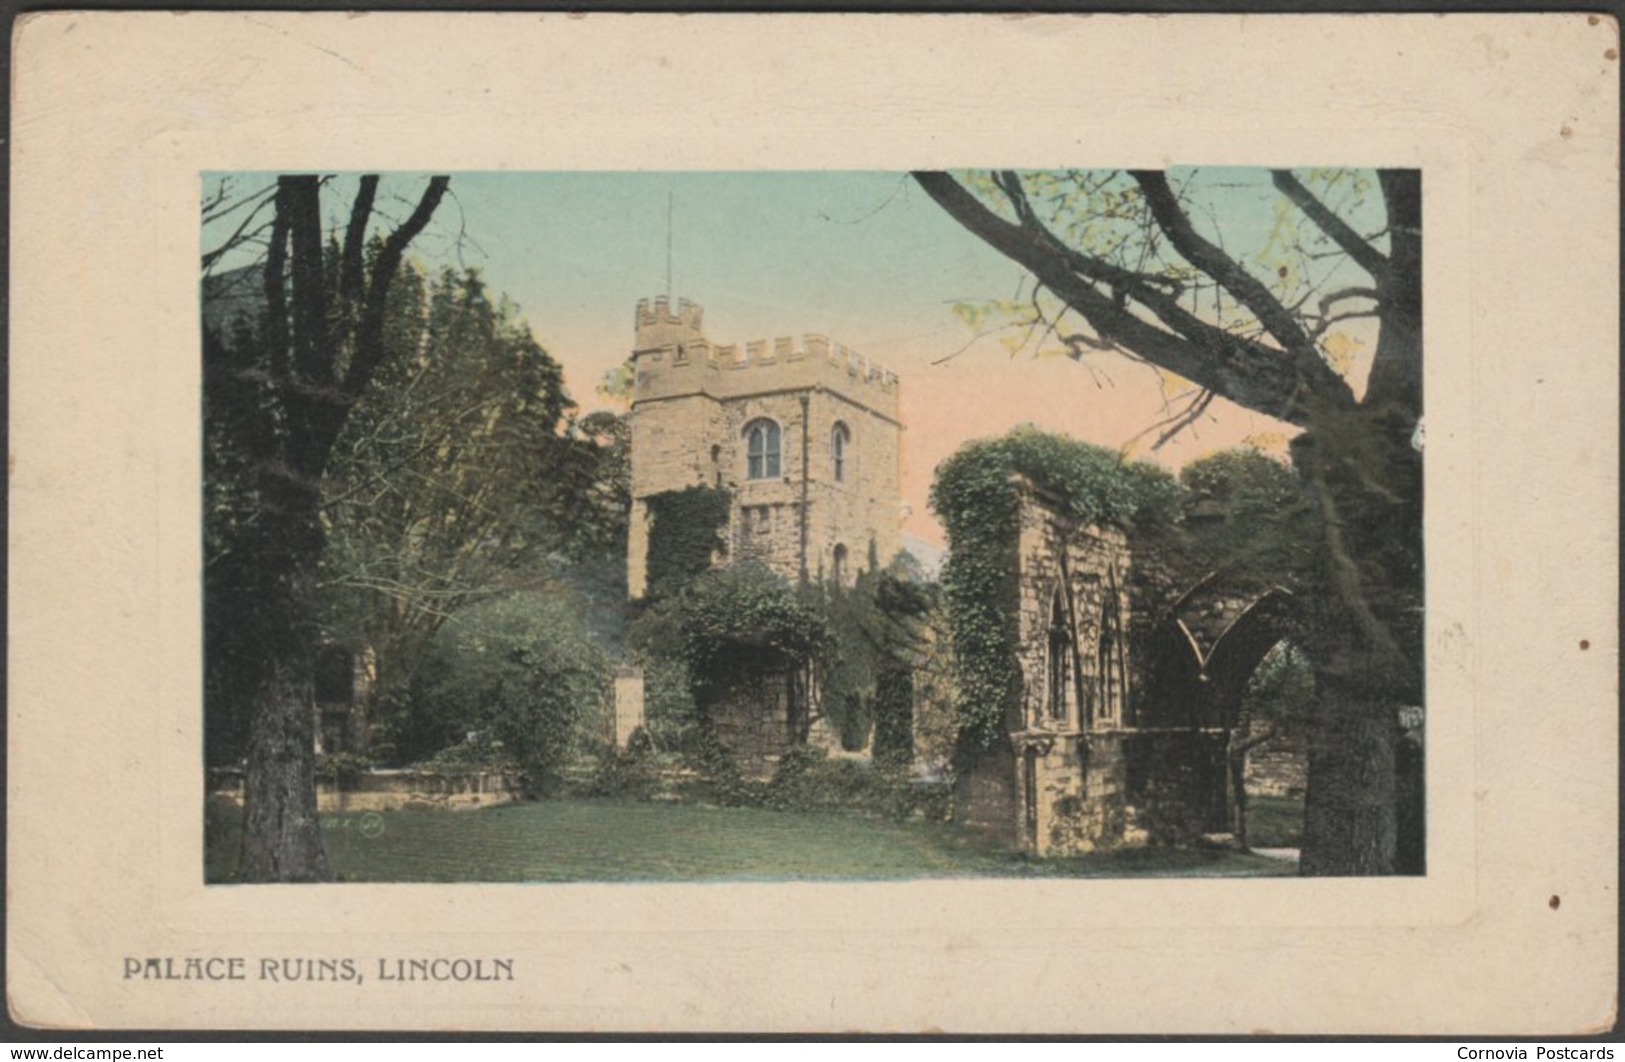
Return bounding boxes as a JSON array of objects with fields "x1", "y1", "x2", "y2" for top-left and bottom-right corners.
[{"x1": 612, "y1": 666, "x2": 646, "y2": 750}]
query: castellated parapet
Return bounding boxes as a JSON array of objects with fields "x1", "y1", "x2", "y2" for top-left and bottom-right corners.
[
  {"x1": 634, "y1": 295, "x2": 706, "y2": 349},
  {"x1": 627, "y1": 297, "x2": 904, "y2": 601},
  {"x1": 633, "y1": 299, "x2": 901, "y2": 421}
]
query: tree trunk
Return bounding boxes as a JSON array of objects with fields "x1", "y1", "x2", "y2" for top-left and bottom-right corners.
[
  {"x1": 242, "y1": 648, "x2": 331, "y2": 882},
  {"x1": 239, "y1": 470, "x2": 333, "y2": 883},
  {"x1": 1292, "y1": 407, "x2": 1422, "y2": 876},
  {"x1": 1299, "y1": 667, "x2": 1398, "y2": 875}
]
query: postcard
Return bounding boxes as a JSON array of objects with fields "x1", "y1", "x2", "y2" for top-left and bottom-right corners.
[{"x1": 8, "y1": 12, "x2": 1617, "y2": 1034}]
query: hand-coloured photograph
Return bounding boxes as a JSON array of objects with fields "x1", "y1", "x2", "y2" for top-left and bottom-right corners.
[
  {"x1": 11, "y1": 9, "x2": 1616, "y2": 1035},
  {"x1": 201, "y1": 168, "x2": 1424, "y2": 884}
]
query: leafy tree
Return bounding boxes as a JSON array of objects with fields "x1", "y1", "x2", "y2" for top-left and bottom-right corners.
[
  {"x1": 202, "y1": 174, "x2": 449, "y2": 881},
  {"x1": 818, "y1": 561, "x2": 935, "y2": 761},
  {"x1": 915, "y1": 169, "x2": 1422, "y2": 875},
  {"x1": 406, "y1": 590, "x2": 608, "y2": 795},
  {"x1": 314, "y1": 265, "x2": 619, "y2": 756}
]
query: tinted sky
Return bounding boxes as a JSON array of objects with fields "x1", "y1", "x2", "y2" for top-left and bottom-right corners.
[{"x1": 204, "y1": 170, "x2": 1381, "y2": 548}]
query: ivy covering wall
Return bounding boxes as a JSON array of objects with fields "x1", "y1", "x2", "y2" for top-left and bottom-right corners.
[
  {"x1": 929, "y1": 427, "x2": 1181, "y2": 753},
  {"x1": 644, "y1": 485, "x2": 732, "y2": 600}
]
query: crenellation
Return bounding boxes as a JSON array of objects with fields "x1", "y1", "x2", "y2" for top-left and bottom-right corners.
[
  {"x1": 635, "y1": 294, "x2": 705, "y2": 331},
  {"x1": 634, "y1": 295, "x2": 706, "y2": 352},
  {"x1": 632, "y1": 303, "x2": 900, "y2": 414},
  {"x1": 628, "y1": 295, "x2": 903, "y2": 600}
]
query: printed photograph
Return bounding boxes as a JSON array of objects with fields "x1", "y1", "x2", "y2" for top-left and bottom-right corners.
[{"x1": 200, "y1": 169, "x2": 1424, "y2": 884}]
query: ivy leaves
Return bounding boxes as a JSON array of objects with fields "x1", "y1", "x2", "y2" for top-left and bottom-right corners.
[{"x1": 930, "y1": 427, "x2": 1180, "y2": 752}]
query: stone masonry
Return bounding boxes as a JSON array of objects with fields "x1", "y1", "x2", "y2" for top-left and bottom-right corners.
[
  {"x1": 1007, "y1": 478, "x2": 1138, "y2": 855},
  {"x1": 959, "y1": 477, "x2": 1231, "y2": 855},
  {"x1": 626, "y1": 297, "x2": 903, "y2": 598}
]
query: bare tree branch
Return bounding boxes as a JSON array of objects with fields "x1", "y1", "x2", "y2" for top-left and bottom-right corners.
[
  {"x1": 339, "y1": 174, "x2": 379, "y2": 310},
  {"x1": 913, "y1": 171, "x2": 1357, "y2": 426},
  {"x1": 344, "y1": 176, "x2": 451, "y2": 400},
  {"x1": 1271, "y1": 170, "x2": 1390, "y2": 282},
  {"x1": 1132, "y1": 170, "x2": 1319, "y2": 363}
]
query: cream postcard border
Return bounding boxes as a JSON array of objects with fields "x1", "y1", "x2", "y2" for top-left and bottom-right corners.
[{"x1": 8, "y1": 12, "x2": 1617, "y2": 1033}]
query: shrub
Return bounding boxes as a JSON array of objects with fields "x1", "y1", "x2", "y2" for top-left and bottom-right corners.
[
  {"x1": 762, "y1": 747, "x2": 951, "y2": 822},
  {"x1": 317, "y1": 751, "x2": 375, "y2": 790},
  {"x1": 580, "y1": 734, "x2": 667, "y2": 802},
  {"x1": 409, "y1": 590, "x2": 608, "y2": 796}
]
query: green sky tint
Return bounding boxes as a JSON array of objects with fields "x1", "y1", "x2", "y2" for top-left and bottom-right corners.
[{"x1": 203, "y1": 169, "x2": 1384, "y2": 549}]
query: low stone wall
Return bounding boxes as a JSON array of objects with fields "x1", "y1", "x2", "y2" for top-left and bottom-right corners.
[
  {"x1": 1246, "y1": 738, "x2": 1309, "y2": 798},
  {"x1": 209, "y1": 768, "x2": 521, "y2": 813},
  {"x1": 957, "y1": 726, "x2": 1229, "y2": 856}
]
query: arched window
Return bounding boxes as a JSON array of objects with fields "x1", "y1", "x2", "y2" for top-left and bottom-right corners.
[
  {"x1": 831, "y1": 422, "x2": 851, "y2": 483},
  {"x1": 1047, "y1": 591, "x2": 1071, "y2": 723},
  {"x1": 831, "y1": 543, "x2": 849, "y2": 587},
  {"x1": 1098, "y1": 592, "x2": 1125, "y2": 724},
  {"x1": 744, "y1": 419, "x2": 781, "y2": 480}
]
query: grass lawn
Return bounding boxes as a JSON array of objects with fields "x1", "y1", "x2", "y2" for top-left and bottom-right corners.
[
  {"x1": 207, "y1": 797, "x2": 1295, "y2": 883},
  {"x1": 1246, "y1": 794, "x2": 1306, "y2": 849}
]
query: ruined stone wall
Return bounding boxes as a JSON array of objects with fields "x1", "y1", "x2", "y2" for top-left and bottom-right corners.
[
  {"x1": 977, "y1": 482, "x2": 1230, "y2": 854},
  {"x1": 1015, "y1": 732, "x2": 1132, "y2": 855},
  {"x1": 1123, "y1": 731, "x2": 1231, "y2": 841},
  {"x1": 707, "y1": 668, "x2": 806, "y2": 779},
  {"x1": 1012, "y1": 482, "x2": 1133, "y2": 733},
  {"x1": 1246, "y1": 734, "x2": 1309, "y2": 798}
]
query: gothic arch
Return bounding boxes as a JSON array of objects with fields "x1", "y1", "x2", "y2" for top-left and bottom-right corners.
[{"x1": 1202, "y1": 588, "x2": 1298, "y2": 729}]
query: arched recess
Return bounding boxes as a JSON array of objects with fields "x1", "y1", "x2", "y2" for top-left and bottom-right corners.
[
  {"x1": 1137, "y1": 618, "x2": 1207, "y2": 729},
  {"x1": 1204, "y1": 589, "x2": 1304, "y2": 851},
  {"x1": 831, "y1": 543, "x2": 849, "y2": 587}
]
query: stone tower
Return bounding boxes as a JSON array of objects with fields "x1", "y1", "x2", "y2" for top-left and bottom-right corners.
[{"x1": 626, "y1": 296, "x2": 903, "y2": 598}]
